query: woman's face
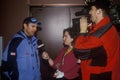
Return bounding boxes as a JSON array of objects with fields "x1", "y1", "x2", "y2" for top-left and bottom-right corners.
[{"x1": 63, "y1": 31, "x2": 73, "y2": 46}]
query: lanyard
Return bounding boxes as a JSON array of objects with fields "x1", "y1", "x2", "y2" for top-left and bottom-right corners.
[{"x1": 62, "y1": 47, "x2": 73, "y2": 65}]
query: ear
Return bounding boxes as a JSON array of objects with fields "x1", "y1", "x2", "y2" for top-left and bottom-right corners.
[
  {"x1": 96, "y1": 9, "x2": 102, "y2": 14},
  {"x1": 96, "y1": 10, "x2": 100, "y2": 14},
  {"x1": 71, "y1": 38, "x2": 74, "y2": 42},
  {"x1": 23, "y1": 23, "x2": 27, "y2": 29}
]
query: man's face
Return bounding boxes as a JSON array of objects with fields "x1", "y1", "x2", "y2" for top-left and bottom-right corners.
[
  {"x1": 89, "y1": 6, "x2": 98, "y2": 23},
  {"x1": 24, "y1": 23, "x2": 38, "y2": 37}
]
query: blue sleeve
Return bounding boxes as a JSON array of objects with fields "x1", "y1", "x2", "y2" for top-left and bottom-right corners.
[{"x1": 6, "y1": 37, "x2": 23, "y2": 80}]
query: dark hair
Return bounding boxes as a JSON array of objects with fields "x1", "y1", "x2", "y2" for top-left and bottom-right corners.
[
  {"x1": 63, "y1": 27, "x2": 77, "y2": 39},
  {"x1": 88, "y1": 0, "x2": 111, "y2": 16},
  {"x1": 63, "y1": 27, "x2": 78, "y2": 46}
]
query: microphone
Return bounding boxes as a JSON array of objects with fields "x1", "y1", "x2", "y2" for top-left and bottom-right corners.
[
  {"x1": 37, "y1": 39, "x2": 45, "y2": 54},
  {"x1": 38, "y1": 43, "x2": 44, "y2": 49}
]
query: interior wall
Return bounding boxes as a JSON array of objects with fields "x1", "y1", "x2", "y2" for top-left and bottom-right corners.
[
  {"x1": 30, "y1": 6, "x2": 82, "y2": 58},
  {"x1": 0, "y1": 0, "x2": 29, "y2": 50},
  {"x1": 0, "y1": 37, "x2": 2, "y2": 66},
  {"x1": 30, "y1": 6, "x2": 83, "y2": 80}
]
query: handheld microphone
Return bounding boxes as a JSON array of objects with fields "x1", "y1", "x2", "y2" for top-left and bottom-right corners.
[{"x1": 37, "y1": 39, "x2": 45, "y2": 54}]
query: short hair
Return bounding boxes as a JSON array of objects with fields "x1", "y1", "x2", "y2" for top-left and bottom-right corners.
[{"x1": 88, "y1": 0, "x2": 111, "y2": 15}]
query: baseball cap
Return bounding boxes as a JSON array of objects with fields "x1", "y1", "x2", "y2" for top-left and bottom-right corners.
[
  {"x1": 87, "y1": 0, "x2": 111, "y2": 11},
  {"x1": 23, "y1": 17, "x2": 42, "y2": 27}
]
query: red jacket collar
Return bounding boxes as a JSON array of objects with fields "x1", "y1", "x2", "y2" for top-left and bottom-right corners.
[{"x1": 91, "y1": 16, "x2": 110, "y2": 32}]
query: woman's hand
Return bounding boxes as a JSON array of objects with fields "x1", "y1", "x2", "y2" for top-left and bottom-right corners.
[
  {"x1": 42, "y1": 51, "x2": 50, "y2": 60},
  {"x1": 53, "y1": 69, "x2": 64, "y2": 78},
  {"x1": 42, "y1": 51, "x2": 54, "y2": 66}
]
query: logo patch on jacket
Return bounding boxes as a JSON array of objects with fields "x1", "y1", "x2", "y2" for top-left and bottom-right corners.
[{"x1": 10, "y1": 52, "x2": 16, "y2": 56}]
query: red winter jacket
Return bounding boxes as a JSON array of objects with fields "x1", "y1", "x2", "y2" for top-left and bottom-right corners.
[{"x1": 74, "y1": 16, "x2": 120, "y2": 80}]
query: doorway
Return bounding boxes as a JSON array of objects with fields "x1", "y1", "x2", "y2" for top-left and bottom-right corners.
[{"x1": 30, "y1": 6, "x2": 82, "y2": 80}]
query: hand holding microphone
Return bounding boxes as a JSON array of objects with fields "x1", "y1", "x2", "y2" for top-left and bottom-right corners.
[
  {"x1": 42, "y1": 51, "x2": 50, "y2": 60},
  {"x1": 37, "y1": 39, "x2": 45, "y2": 54}
]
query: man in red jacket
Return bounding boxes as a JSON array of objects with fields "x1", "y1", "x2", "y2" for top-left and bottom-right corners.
[{"x1": 74, "y1": 0, "x2": 120, "y2": 80}]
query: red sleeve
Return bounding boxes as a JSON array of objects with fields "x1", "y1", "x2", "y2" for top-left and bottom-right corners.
[
  {"x1": 74, "y1": 35, "x2": 102, "y2": 49},
  {"x1": 52, "y1": 48, "x2": 66, "y2": 69}
]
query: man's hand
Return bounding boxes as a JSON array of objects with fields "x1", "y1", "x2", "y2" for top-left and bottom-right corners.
[{"x1": 80, "y1": 16, "x2": 88, "y2": 33}]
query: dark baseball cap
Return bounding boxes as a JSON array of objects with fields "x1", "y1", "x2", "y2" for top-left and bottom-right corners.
[
  {"x1": 87, "y1": 0, "x2": 111, "y2": 11},
  {"x1": 23, "y1": 17, "x2": 42, "y2": 27}
]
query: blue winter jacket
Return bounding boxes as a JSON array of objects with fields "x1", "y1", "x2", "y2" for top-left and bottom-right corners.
[{"x1": 2, "y1": 30, "x2": 41, "y2": 80}]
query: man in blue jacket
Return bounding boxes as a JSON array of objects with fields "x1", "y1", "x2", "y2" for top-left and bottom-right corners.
[{"x1": 1, "y1": 17, "x2": 43, "y2": 80}]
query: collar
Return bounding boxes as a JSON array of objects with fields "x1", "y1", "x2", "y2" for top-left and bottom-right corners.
[
  {"x1": 90, "y1": 16, "x2": 110, "y2": 33},
  {"x1": 17, "y1": 30, "x2": 37, "y2": 42}
]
